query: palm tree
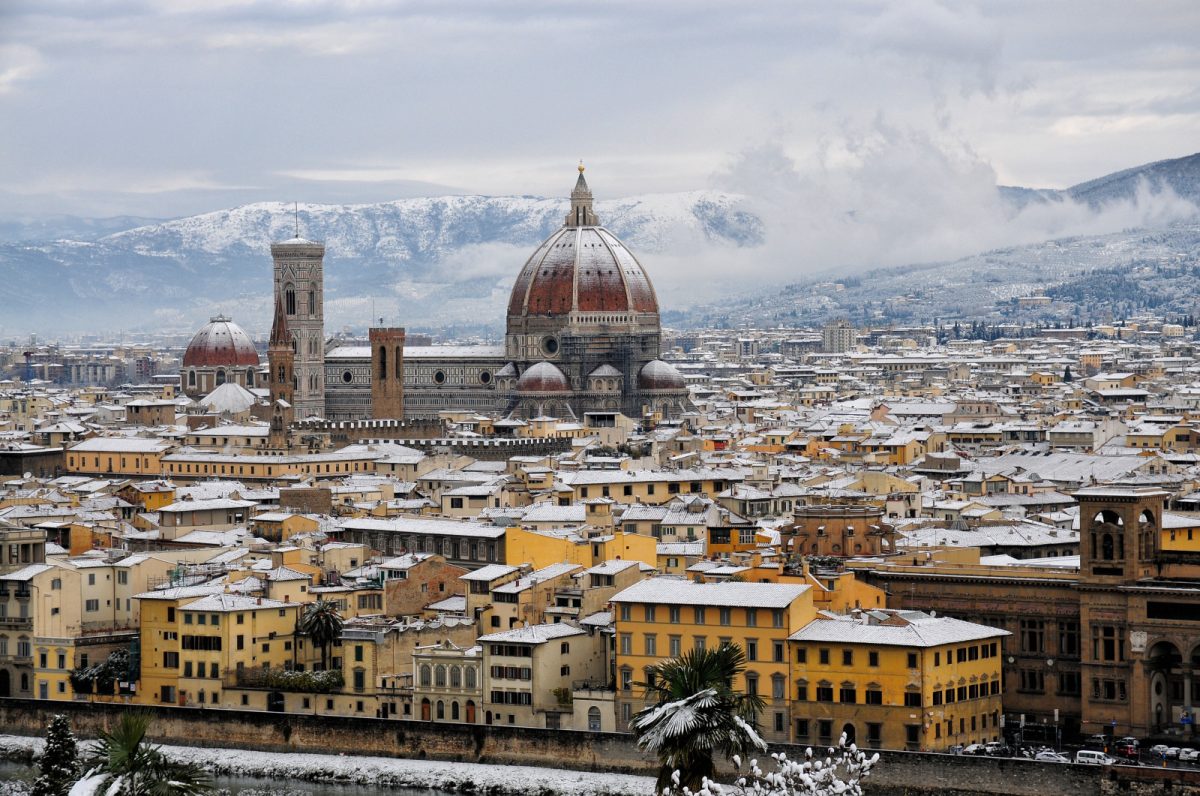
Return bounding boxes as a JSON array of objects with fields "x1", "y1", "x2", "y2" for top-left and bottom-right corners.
[
  {"x1": 77, "y1": 711, "x2": 211, "y2": 796},
  {"x1": 630, "y1": 642, "x2": 767, "y2": 794},
  {"x1": 301, "y1": 598, "x2": 344, "y2": 670}
]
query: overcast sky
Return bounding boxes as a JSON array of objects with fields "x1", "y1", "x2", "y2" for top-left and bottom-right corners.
[{"x1": 1, "y1": 0, "x2": 1198, "y2": 221}]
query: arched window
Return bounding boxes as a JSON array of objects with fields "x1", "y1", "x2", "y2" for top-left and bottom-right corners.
[
  {"x1": 450, "y1": 667, "x2": 462, "y2": 688},
  {"x1": 436, "y1": 700, "x2": 445, "y2": 719},
  {"x1": 379, "y1": 347, "x2": 387, "y2": 380},
  {"x1": 187, "y1": 370, "x2": 196, "y2": 387},
  {"x1": 1102, "y1": 533, "x2": 1115, "y2": 560},
  {"x1": 419, "y1": 665, "x2": 431, "y2": 687},
  {"x1": 285, "y1": 285, "x2": 296, "y2": 315},
  {"x1": 588, "y1": 706, "x2": 601, "y2": 732},
  {"x1": 246, "y1": 368, "x2": 255, "y2": 387},
  {"x1": 465, "y1": 667, "x2": 476, "y2": 689},
  {"x1": 435, "y1": 665, "x2": 446, "y2": 687},
  {"x1": 451, "y1": 701, "x2": 460, "y2": 721},
  {"x1": 215, "y1": 369, "x2": 226, "y2": 386},
  {"x1": 308, "y1": 290, "x2": 315, "y2": 315}
]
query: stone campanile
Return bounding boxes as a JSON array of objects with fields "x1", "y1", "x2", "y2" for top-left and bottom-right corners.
[
  {"x1": 271, "y1": 234, "x2": 326, "y2": 419},
  {"x1": 369, "y1": 327, "x2": 405, "y2": 419}
]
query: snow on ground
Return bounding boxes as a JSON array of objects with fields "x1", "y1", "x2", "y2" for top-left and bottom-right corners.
[{"x1": 0, "y1": 735, "x2": 654, "y2": 796}]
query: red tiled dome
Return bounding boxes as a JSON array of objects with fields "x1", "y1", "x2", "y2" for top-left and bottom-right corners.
[
  {"x1": 182, "y1": 316, "x2": 260, "y2": 368},
  {"x1": 507, "y1": 227, "x2": 659, "y2": 318},
  {"x1": 517, "y1": 361, "x2": 571, "y2": 393},
  {"x1": 638, "y1": 359, "x2": 685, "y2": 390},
  {"x1": 507, "y1": 169, "x2": 658, "y2": 321}
]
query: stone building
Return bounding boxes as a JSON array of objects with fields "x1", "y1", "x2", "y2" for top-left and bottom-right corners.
[
  {"x1": 320, "y1": 166, "x2": 689, "y2": 422},
  {"x1": 857, "y1": 486, "x2": 1200, "y2": 742}
]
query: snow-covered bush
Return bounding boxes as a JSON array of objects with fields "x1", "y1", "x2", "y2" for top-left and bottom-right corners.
[{"x1": 664, "y1": 734, "x2": 878, "y2": 796}]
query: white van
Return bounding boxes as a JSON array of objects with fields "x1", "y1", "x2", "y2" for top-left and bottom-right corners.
[{"x1": 1075, "y1": 750, "x2": 1113, "y2": 766}]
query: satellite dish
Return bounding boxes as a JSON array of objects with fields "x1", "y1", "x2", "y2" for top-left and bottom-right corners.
[{"x1": 23, "y1": 472, "x2": 32, "y2": 479}]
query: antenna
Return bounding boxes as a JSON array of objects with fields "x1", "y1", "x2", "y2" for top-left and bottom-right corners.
[{"x1": 293, "y1": 201, "x2": 299, "y2": 238}]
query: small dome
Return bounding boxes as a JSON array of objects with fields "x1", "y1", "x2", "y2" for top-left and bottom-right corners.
[
  {"x1": 589, "y1": 364, "x2": 622, "y2": 378},
  {"x1": 199, "y1": 382, "x2": 257, "y2": 414},
  {"x1": 638, "y1": 360, "x2": 685, "y2": 390},
  {"x1": 183, "y1": 316, "x2": 259, "y2": 368},
  {"x1": 517, "y1": 362, "x2": 571, "y2": 393},
  {"x1": 496, "y1": 362, "x2": 518, "y2": 378}
]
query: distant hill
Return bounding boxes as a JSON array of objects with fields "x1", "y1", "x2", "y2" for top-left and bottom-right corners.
[
  {"x1": 3, "y1": 151, "x2": 1200, "y2": 336},
  {"x1": 0, "y1": 193, "x2": 762, "y2": 335}
]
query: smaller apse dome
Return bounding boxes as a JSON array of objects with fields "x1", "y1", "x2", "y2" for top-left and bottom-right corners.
[
  {"x1": 183, "y1": 315, "x2": 260, "y2": 368},
  {"x1": 517, "y1": 361, "x2": 571, "y2": 393},
  {"x1": 638, "y1": 359, "x2": 686, "y2": 390}
]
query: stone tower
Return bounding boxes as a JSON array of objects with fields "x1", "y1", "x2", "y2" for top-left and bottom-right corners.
[
  {"x1": 267, "y1": 290, "x2": 294, "y2": 449},
  {"x1": 369, "y1": 327, "x2": 405, "y2": 419},
  {"x1": 271, "y1": 234, "x2": 325, "y2": 418}
]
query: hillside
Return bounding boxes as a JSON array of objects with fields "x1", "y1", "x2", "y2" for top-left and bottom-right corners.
[
  {"x1": 3, "y1": 151, "x2": 1200, "y2": 336},
  {"x1": 0, "y1": 193, "x2": 762, "y2": 335}
]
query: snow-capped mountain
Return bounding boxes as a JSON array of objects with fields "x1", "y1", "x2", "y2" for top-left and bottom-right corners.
[
  {"x1": 3, "y1": 151, "x2": 1200, "y2": 337},
  {"x1": 0, "y1": 192, "x2": 762, "y2": 335}
]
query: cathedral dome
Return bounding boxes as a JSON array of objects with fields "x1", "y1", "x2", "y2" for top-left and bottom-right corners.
[
  {"x1": 517, "y1": 362, "x2": 571, "y2": 393},
  {"x1": 183, "y1": 316, "x2": 259, "y2": 368},
  {"x1": 507, "y1": 168, "x2": 658, "y2": 320},
  {"x1": 638, "y1": 359, "x2": 685, "y2": 391}
]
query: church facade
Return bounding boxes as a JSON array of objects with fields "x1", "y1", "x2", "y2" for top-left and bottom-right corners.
[{"x1": 293, "y1": 167, "x2": 688, "y2": 422}]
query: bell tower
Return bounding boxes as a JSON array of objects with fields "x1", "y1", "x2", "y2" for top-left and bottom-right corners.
[
  {"x1": 1076, "y1": 487, "x2": 1168, "y2": 583},
  {"x1": 267, "y1": 290, "x2": 295, "y2": 449},
  {"x1": 271, "y1": 229, "x2": 325, "y2": 418},
  {"x1": 369, "y1": 327, "x2": 405, "y2": 419}
]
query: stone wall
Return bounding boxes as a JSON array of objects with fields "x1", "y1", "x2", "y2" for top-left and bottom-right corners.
[{"x1": 3, "y1": 700, "x2": 1198, "y2": 795}]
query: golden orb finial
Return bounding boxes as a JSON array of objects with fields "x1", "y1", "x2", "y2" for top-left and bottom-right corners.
[{"x1": 578, "y1": 159, "x2": 585, "y2": 173}]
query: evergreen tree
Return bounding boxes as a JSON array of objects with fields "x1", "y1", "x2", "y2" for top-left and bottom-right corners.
[
  {"x1": 32, "y1": 714, "x2": 78, "y2": 796},
  {"x1": 1063, "y1": 365, "x2": 1073, "y2": 383}
]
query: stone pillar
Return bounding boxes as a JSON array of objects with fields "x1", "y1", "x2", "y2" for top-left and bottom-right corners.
[{"x1": 1186, "y1": 668, "x2": 1194, "y2": 738}]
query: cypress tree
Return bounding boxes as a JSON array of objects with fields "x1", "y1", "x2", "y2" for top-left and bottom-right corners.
[{"x1": 32, "y1": 714, "x2": 78, "y2": 796}]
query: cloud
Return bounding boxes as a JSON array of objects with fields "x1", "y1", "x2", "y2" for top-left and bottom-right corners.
[
  {"x1": 639, "y1": 123, "x2": 1200, "y2": 305},
  {"x1": 0, "y1": 44, "x2": 43, "y2": 94}
]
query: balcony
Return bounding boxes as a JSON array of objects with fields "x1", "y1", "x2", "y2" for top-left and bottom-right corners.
[{"x1": 0, "y1": 616, "x2": 32, "y2": 630}]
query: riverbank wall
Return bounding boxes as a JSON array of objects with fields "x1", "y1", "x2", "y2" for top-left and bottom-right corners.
[{"x1": 2, "y1": 699, "x2": 1197, "y2": 795}]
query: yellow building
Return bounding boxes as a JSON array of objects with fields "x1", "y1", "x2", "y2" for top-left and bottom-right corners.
[
  {"x1": 557, "y1": 468, "x2": 744, "y2": 506},
  {"x1": 503, "y1": 525, "x2": 657, "y2": 570},
  {"x1": 135, "y1": 586, "x2": 301, "y2": 707},
  {"x1": 611, "y1": 577, "x2": 816, "y2": 741},
  {"x1": 65, "y1": 438, "x2": 173, "y2": 477},
  {"x1": 1162, "y1": 511, "x2": 1200, "y2": 552},
  {"x1": 788, "y1": 609, "x2": 1008, "y2": 751}
]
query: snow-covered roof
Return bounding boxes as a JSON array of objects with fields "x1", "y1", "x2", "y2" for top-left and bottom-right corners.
[
  {"x1": 611, "y1": 576, "x2": 808, "y2": 608},
  {"x1": 788, "y1": 610, "x2": 1009, "y2": 648},
  {"x1": 477, "y1": 622, "x2": 586, "y2": 645}
]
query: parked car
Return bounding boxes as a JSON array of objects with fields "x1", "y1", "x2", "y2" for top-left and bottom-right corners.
[
  {"x1": 1075, "y1": 750, "x2": 1114, "y2": 766},
  {"x1": 962, "y1": 743, "x2": 988, "y2": 756},
  {"x1": 1179, "y1": 748, "x2": 1199, "y2": 762},
  {"x1": 1114, "y1": 740, "x2": 1139, "y2": 760},
  {"x1": 1165, "y1": 747, "x2": 1182, "y2": 759},
  {"x1": 946, "y1": 745, "x2": 964, "y2": 756},
  {"x1": 1150, "y1": 744, "x2": 1172, "y2": 757},
  {"x1": 1034, "y1": 751, "x2": 1070, "y2": 763},
  {"x1": 984, "y1": 742, "x2": 1010, "y2": 757},
  {"x1": 1084, "y1": 734, "x2": 1110, "y2": 750}
]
